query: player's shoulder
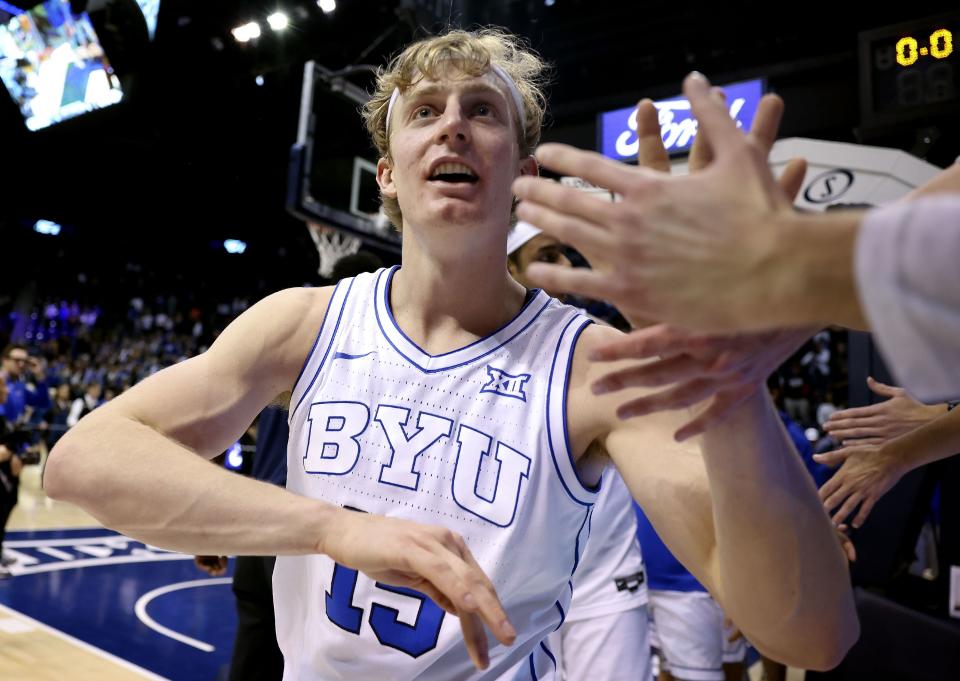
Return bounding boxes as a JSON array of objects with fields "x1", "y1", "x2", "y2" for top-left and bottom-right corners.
[
  {"x1": 261, "y1": 285, "x2": 337, "y2": 312},
  {"x1": 246, "y1": 285, "x2": 336, "y2": 331},
  {"x1": 576, "y1": 320, "x2": 625, "y2": 348},
  {"x1": 569, "y1": 319, "x2": 625, "y2": 374},
  {"x1": 217, "y1": 286, "x2": 338, "y2": 369},
  {"x1": 558, "y1": 318, "x2": 627, "y2": 451},
  {"x1": 530, "y1": 301, "x2": 626, "y2": 387}
]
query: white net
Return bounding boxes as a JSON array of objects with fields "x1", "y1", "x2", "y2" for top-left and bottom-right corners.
[{"x1": 307, "y1": 222, "x2": 363, "y2": 279}]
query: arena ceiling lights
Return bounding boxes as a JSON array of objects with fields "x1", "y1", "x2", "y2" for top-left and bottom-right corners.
[
  {"x1": 267, "y1": 11, "x2": 289, "y2": 31},
  {"x1": 233, "y1": 6, "x2": 306, "y2": 44},
  {"x1": 317, "y1": 0, "x2": 336, "y2": 14},
  {"x1": 231, "y1": 20, "x2": 261, "y2": 43}
]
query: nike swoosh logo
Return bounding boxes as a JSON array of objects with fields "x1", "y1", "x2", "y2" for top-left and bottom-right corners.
[{"x1": 332, "y1": 351, "x2": 376, "y2": 362}]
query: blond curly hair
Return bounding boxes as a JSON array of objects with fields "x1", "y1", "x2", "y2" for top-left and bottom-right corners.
[{"x1": 362, "y1": 28, "x2": 548, "y2": 230}]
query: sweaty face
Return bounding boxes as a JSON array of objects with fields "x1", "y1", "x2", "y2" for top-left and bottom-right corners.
[{"x1": 378, "y1": 69, "x2": 532, "y2": 237}]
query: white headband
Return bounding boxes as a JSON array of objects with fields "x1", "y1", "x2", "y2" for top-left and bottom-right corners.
[{"x1": 385, "y1": 63, "x2": 526, "y2": 135}]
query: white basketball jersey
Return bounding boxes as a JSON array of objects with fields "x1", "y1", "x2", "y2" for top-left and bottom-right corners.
[
  {"x1": 503, "y1": 471, "x2": 649, "y2": 681},
  {"x1": 275, "y1": 267, "x2": 599, "y2": 681},
  {"x1": 564, "y1": 468, "x2": 646, "y2": 622}
]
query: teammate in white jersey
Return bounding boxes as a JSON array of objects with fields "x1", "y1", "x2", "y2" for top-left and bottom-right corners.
[
  {"x1": 45, "y1": 28, "x2": 858, "y2": 680},
  {"x1": 507, "y1": 220, "x2": 651, "y2": 681},
  {"x1": 544, "y1": 472, "x2": 650, "y2": 681}
]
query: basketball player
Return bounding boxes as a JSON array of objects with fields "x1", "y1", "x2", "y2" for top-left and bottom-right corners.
[
  {"x1": 506, "y1": 221, "x2": 651, "y2": 681},
  {"x1": 44, "y1": 28, "x2": 857, "y2": 679}
]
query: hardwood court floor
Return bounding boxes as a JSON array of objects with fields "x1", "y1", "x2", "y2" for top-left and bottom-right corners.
[
  {"x1": 2, "y1": 464, "x2": 155, "y2": 681},
  {"x1": 0, "y1": 601, "x2": 166, "y2": 681}
]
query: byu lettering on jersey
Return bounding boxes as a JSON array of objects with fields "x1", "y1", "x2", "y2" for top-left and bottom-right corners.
[{"x1": 275, "y1": 268, "x2": 599, "y2": 680}]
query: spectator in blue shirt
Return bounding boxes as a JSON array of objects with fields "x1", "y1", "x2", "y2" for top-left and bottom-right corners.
[{"x1": 1, "y1": 344, "x2": 51, "y2": 424}]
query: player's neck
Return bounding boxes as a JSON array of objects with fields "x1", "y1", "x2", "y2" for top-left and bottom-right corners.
[{"x1": 391, "y1": 243, "x2": 528, "y2": 356}]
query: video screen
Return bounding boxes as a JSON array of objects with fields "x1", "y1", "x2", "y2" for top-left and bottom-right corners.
[{"x1": 0, "y1": 0, "x2": 123, "y2": 131}]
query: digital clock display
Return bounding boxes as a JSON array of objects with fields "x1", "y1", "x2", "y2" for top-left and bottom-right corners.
[
  {"x1": 860, "y1": 12, "x2": 960, "y2": 127},
  {"x1": 894, "y1": 28, "x2": 953, "y2": 66}
]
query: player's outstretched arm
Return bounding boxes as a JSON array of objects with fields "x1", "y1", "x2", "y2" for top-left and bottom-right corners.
[
  {"x1": 817, "y1": 400, "x2": 960, "y2": 528},
  {"x1": 44, "y1": 287, "x2": 336, "y2": 554},
  {"x1": 569, "y1": 324, "x2": 858, "y2": 671},
  {"x1": 824, "y1": 376, "x2": 947, "y2": 445}
]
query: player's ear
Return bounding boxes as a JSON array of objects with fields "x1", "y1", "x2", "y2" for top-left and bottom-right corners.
[{"x1": 377, "y1": 157, "x2": 397, "y2": 199}]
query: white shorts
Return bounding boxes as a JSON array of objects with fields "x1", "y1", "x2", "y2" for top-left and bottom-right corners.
[
  {"x1": 546, "y1": 605, "x2": 652, "y2": 681},
  {"x1": 648, "y1": 590, "x2": 725, "y2": 681}
]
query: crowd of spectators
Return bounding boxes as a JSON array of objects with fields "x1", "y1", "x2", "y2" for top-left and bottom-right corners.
[
  {"x1": 0, "y1": 262, "x2": 849, "y2": 453},
  {"x1": 1, "y1": 290, "x2": 253, "y2": 449},
  {"x1": 770, "y1": 329, "x2": 849, "y2": 443}
]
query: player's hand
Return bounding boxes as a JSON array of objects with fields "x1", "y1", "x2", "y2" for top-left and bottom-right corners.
[
  {"x1": 589, "y1": 324, "x2": 813, "y2": 440},
  {"x1": 194, "y1": 555, "x2": 229, "y2": 576},
  {"x1": 815, "y1": 443, "x2": 905, "y2": 528},
  {"x1": 824, "y1": 377, "x2": 945, "y2": 445},
  {"x1": 0, "y1": 445, "x2": 11, "y2": 463},
  {"x1": 513, "y1": 74, "x2": 806, "y2": 333},
  {"x1": 322, "y1": 509, "x2": 516, "y2": 670}
]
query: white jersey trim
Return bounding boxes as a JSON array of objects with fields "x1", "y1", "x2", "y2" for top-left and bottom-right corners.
[
  {"x1": 373, "y1": 267, "x2": 552, "y2": 373},
  {"x1": 546, "y1": 316, "x2": 600, "y2": 507},
  {"x1": 289, "y1": 278, "x2": 354, "y2": 423}
]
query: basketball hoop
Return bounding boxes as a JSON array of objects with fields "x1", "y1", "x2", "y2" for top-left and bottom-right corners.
[{"x1": 306, "y1": 222, "x2": 362, "y2": 278}]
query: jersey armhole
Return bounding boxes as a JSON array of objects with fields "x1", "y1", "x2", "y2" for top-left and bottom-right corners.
[
  {"x1": 288, "y1": 279, "x2": 355, "y2": 423},
  {"x1": 545, "y1": 315, "x2": 600, "y2": 506}
]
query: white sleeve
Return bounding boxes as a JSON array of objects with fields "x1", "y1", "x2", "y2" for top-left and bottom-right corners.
[{"x1": 854, "y1": 196, "x2": 960, "y2": 402}]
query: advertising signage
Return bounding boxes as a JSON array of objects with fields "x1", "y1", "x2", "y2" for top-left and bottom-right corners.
[{"x1": 598, "y1": 78, "x2": 765, "y2": 161}]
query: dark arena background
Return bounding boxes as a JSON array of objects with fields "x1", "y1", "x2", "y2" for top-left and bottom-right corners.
[{"x1": 1, "y1": 1, "x2": 959, "y2": 680}]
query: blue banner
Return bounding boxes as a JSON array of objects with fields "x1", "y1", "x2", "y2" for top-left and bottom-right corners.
[{"x1": 598, "y1": 78, "x2": 765, "y2": 161}]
